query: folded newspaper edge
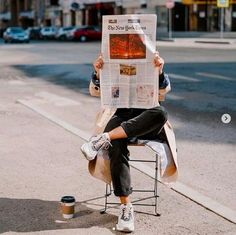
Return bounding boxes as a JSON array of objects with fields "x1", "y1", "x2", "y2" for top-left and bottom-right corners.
[{"x1": 100, "y1": 14, "x2": 159, "y2": 109}]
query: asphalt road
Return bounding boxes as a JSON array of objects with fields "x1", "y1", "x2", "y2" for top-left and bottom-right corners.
[{"x1": 0, "y1": 40, "x2": 236, "y2": 234}]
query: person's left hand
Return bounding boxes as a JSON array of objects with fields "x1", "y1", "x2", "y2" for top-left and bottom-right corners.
[{"x1": 153, "y1": 51, "x2": 164, "y2": 75}]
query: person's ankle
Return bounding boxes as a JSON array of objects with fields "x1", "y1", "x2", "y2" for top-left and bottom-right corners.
[{"x1": 120, "y1": 195, "x2": 130, "y2": 204}]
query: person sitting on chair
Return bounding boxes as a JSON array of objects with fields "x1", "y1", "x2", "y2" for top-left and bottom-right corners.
[{"x1": 81, "y1": 52, "x2": 172, "y2": 232}]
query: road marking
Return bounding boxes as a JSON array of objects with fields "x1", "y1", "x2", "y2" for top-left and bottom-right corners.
[
  {"x1": 130, "y1": 161, "x2": 236, "y2": 224},
  {"x1": 197, "y1": 72, "x2": 234, "y2": 81},
  {"x1": 17, "y1": 99, "x2": 90, "y2": 140},
  {"x1": 0, "y1": 44, "x2": 34, "y2": 49},
  {"x1": 35, "y1": 91, "x2": 81, "y2": 106},
  {"x1": 167, "y1": 94, "x2": 184, "y2": 100},
  {"x1": 8, "y1": 80, "x2": 26, "y2": 85},
  {"x1": 17, "y1": 98, "x2": 236, "y2": 224},
  {"x1": 169, "y1": 73, "x2": 199, "y2": 82}
]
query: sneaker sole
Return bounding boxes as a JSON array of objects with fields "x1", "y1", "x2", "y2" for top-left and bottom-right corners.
[{"x1": 116, "y1": 224, "x2": 134, "y2": 232}]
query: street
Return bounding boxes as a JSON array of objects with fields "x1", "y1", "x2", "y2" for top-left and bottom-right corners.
[{"x1": 0, "y1": 40, "x2": 236, "y2": 234}]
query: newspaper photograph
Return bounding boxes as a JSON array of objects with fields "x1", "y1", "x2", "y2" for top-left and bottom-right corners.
[{"x1": 100, "y1": 14, "x2": 159, "y2": 109}]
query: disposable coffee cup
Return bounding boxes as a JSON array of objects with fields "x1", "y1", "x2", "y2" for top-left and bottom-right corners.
[{"x1": 61, "y1": 196, "x2": 75, "y2": 219}]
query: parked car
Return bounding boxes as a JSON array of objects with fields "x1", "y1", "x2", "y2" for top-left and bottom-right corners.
[
  {"x1": 55, "y1": 26, "x2": 76, "y2": 40},
  {"x1": 40, "y1": 27, "x2": 57, "y2": 39},
  {"x1": 67, "y1": 27, "x2": 79, "y2": 40},
  {"x1": 27, "y1": 27, "x2": 41, "y2": 40},
  {"x1": 73, "y1": 26, "x2": 102, "y2": 42},
  {"x1": 3, "y1": 27, "x2": 30, "y2": 43}
]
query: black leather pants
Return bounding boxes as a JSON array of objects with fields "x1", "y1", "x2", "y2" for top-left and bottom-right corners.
[{"x1": 104, "y1": 106, "x2": 168, "y2": 196}]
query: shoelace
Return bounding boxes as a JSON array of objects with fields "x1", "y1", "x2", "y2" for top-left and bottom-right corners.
[
  {"x1": 93, "y1": 135, "x2": 112, "y2": 151},
  {"x1": 121, "y1": 205, "x2": 132, "y2": 221}
]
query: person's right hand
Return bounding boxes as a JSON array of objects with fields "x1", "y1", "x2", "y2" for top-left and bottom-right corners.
[
  {"x1": 153, "y1": 51, "x2": 164, "y2": 75},
  {"x1": 93, "y1": 54, "x2": 104, "y2": 78}
]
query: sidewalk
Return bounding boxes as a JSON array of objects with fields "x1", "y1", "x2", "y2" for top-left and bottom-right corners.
[
  {"x1": 1, "y1": 31, "x2": 236, "y2": 49},
  {"x1": 156, "y1": 31, "x2": 236, "y2": 49},
  {"x1": 157, "y1": 31, "x2": 236, "y2": 39},
  {"x1": 156, "y1": 37, "x2": 236, "y2": 50},
  {"x1": 1, "y1": 71, "x2": 235, "y2": 234}
]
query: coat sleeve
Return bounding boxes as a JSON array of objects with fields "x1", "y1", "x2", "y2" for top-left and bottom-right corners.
[
  {"x1": 159, "y1": 72, "x2": 171, "y2": 101},
  {"x1": 89, "y1": 71, "x2": 101, "y2": 97},
  {"x1": 89, "y1": 80, "x2": 101, "y2": 97},
  {"x1": 159, "y1": 83, "x2": 171, "y2": 101}
]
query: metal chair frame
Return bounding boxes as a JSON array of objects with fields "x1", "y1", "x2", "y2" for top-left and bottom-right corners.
[{"x1": 100, "y1": 146, "x2": 160, "y2": 216}]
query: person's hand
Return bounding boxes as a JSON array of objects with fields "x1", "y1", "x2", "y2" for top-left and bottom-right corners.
[
  {"x1": 153, "y1": 51, "x2": 164, "y2": 75},
  {"x1": 93, "y1": 54, "x2": 104, "y2": 78}
]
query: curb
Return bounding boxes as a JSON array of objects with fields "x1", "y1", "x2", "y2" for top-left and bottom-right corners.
[
  {"x1": 17, "y1": 98, "x2": 236, "y2": 225},
  {"x1": 194, "y1": 40, "x2": 232, "y2": 44},
  {"x1": 158, "y1": 38, "x2": 176, "y2": 42}
]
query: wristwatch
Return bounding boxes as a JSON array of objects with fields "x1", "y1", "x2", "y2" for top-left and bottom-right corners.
[{"x1": 91, "y1": 71, "x2": 100, "y2": 88}]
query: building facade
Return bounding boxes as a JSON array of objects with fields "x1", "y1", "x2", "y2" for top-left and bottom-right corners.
[
  {"x1": 182, "y1": 0, "x2": 236, "y2": 31},
  {"x1": 0, "y1": 0, "x2": 12, "y2": 31},
  {"x1": 0, "y1": 0, "x2": 236, "y2": 34},
  {"x1": 0, "y1": 0, "x2": 43, "y2": 29}
]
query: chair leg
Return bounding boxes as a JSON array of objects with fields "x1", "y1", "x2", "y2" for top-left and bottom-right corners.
[
  {"x1": 154, "y1": 154, "x2": 160, "y2": 216},
  {"x1": 101, "y1": 153, "x2": 161, "y2": 216},
  {"x1": 100, "y1": 183, "x2": 111, "y2": 214}
]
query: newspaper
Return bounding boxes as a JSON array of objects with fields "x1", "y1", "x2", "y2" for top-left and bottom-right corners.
[{"x1": 100, "y1": 14, "x2": 159, "y2": 109}]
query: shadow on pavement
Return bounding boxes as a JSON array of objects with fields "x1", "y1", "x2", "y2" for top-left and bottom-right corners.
[
  {"x1": 12, "y1": 62, "x2": 236, "y2": 112},
  {"x1": 0, "y1": 197, "x2": 118, "y2": 234},
  {"x1": 13, "y1": 63, "x2": 93, "y2": 95},
  {"x1": 12, "y1": 62, "x2": 236, "y2": 139}
]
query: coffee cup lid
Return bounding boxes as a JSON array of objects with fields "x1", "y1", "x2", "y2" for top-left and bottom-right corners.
[{"x1": 61, "y1": 196, "x2": 75, "y2": 203}]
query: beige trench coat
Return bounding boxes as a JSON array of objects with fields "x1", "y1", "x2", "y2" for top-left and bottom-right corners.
[{"x1": 88, "y1": 81, "x2": 178, "y2": 184}]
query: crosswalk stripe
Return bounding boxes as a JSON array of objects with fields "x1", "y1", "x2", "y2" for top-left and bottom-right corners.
[
  {"x1": 35, "y1": 91, "x2": 81, "y2": 106},
  {"x1": 167, "y1": 94, "x2": 184, "y2": 100},
  {"x1": 197, "y1": 72, "x2": 234, "y2": 81},
  {"x1": 169, "y1": 73, "x2": 199, "y2": 82}
]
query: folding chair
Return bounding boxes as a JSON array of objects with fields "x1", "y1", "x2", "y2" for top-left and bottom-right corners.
[{"x1": 100, "y1": 142, "x2": 160, "y2": 216}]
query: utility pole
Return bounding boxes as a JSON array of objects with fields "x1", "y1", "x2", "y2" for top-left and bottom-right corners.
[
  {"x1": 217, "y1": 0, "x2": 229, "y2": 39},
  {"x1": 166, "y1": 0, "x2": 175, "y2": 40}
]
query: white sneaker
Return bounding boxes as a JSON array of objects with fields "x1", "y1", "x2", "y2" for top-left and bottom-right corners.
[
  {"x1": 80, "y1": 133, "x2": 111, "y2": 161},
  {"x1": 116, "y1": 203, "x2": 134, "y2": 232}
]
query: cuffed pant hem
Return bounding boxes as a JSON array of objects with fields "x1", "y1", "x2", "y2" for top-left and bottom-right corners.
[{"x1": 114, "y1": 188, "x2": 133, "y2": 197}]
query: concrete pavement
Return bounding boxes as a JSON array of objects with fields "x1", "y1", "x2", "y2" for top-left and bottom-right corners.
[
  {"x1": 156, "y1": 31, "x2": 236, "y2": 39},
  {"x1": 0, "y1": 68, "x2": 235, "y2": 235},
  {"x1": 0, "y1": 40, "x2": 235, "y2": 234},
  {"x1": 156, "y1": 37, "x2": 236, "y2": 49}
]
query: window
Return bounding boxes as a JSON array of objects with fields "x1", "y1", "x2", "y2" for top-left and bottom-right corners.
[{"x1": 50, "y1": 0, "x2": 59, "y2": 6}]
